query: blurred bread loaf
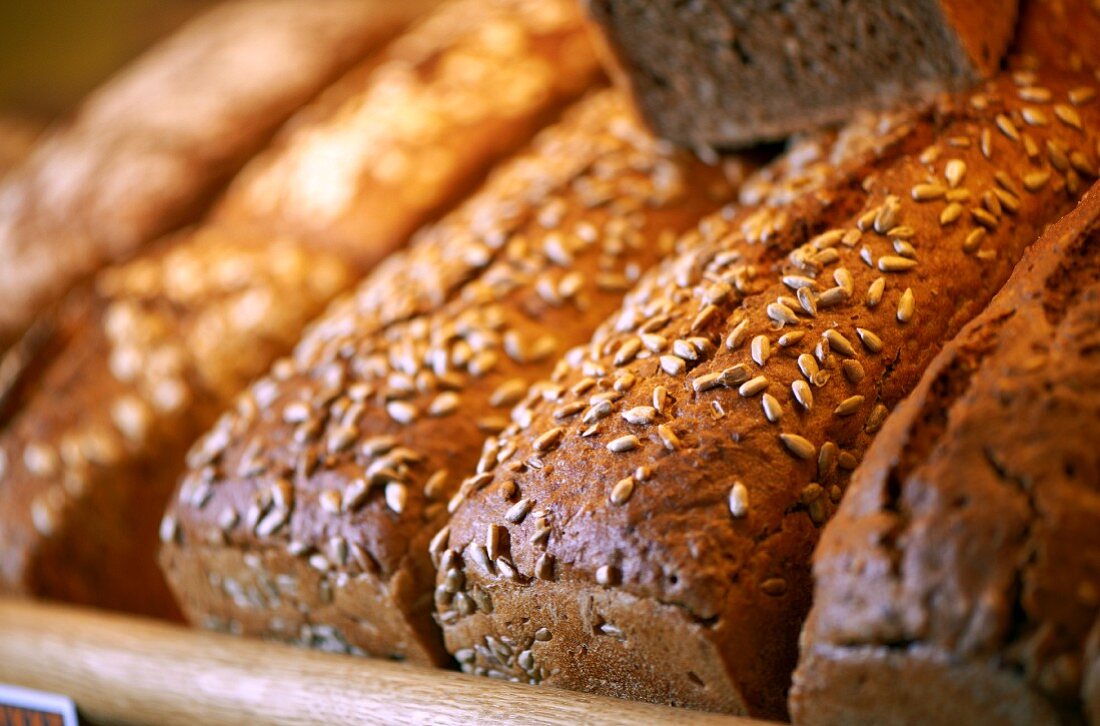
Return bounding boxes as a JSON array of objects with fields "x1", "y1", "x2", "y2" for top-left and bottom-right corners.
[
  {"x1": 0, "y1": 0, "x2": 601, "y2": 618},
  {"x1": 0, "y1": 0, "x2": 431, "y2": 348}
]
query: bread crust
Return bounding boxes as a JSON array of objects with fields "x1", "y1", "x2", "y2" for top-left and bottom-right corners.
[
  {"x1": 439, "y1": 62, "x2": 1100, "y2": 718},
  {"x1": 0, "y1": 0, "x2": 425, "y2": 346},
  {"x1": 213, "y1": 0, "x2": 600, "y2": 269},
  {"x1": 160, "y1": 89, "x2": 745, "y2": 664},
  {"x1": 791, "y1": 182, "x2": 1100, "y2": 723},
  {"x1": 1, "y1": 0, "x2": 600, "y2": 618}
]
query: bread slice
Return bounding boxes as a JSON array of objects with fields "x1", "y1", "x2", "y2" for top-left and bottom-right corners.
[
  {"x1": 792, "y1": 181, "x2": 1100, "y2": 725},
  {"x1": 582, "y1": 0, "x2": 1017, "y2": 149},
  {"x1": 0, "y1": 0, "x2": 600, "y2": 619},
  {"x1": 437, "y1": 58, "x2": 1100, "y2": 718},
  {"x1": 158, "y1": 89, "x2": 747, "y2": 664},
  {"x1": 0, "y1": 0, "x2": 428, "y2": 348}
]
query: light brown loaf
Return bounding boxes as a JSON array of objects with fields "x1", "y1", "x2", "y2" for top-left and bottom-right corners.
[
  {"x1": 790, "y1": 181, "x2": 1100, "y2": 725},
  {"x1": 158, "y1": 88, "x2": 749, "y2": 664},
  {"x1": 212, "y1": 0, "x2": 600, "y2": 268},
  {"x1": 0, "y1": 0, "x2": 600, "y2": 619},
  {"x1": 0, "y1": 0, "x2": 430, "y2": 348},
  {"x1": 437, "y1": 58, "x2": 1100, "y2": 719}
]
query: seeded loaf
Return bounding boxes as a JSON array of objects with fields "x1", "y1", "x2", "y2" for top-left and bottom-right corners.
[
  {"x1": 213, "y1": 0, "x2": 601, "y2": 268},
  {"x1": 581, "y1": 0, "x2": 1018, "y2": 150},
  {"x1": 0, "y1": 228, "x2": 353, "y2": 619},
  {"x1": 0, "y1": 0, "x2": 430, "y2": 348},
  {"x1": 157, "y1": 88, "x2": 752, "y2": 664},
  {"x1": 0, "y1": 0, "x2": 602, "y2": 620},
  {"x1": 790, "y1": 181, "x2": 1100, "y2": 725},
  {"x1": 437, "y1": 57, "x2": 1100, "y2": 718}
]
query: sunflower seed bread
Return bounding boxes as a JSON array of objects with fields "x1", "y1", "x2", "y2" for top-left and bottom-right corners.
[
  {"x1": 0, "y1": 0, "x2": 427, "y2": 349},
  {"x1": 0, "y1": 229, "x2": 353, "y2": 619},
  {"x1": 581, "y1": 0, "x2": 1018, "y2": 150},
  {"x1": 437, "y1": 50, "x2": 1100, "y2": 720},
  {"x1": 212, "y1": 0, "x2": 600, "y2": 269},
  {"x1": 0, "y1": 0, "x2": 600, "y2": 619},
  {"x1": 791, "y1": 181, "x2": 1100, "y2": 725},
  {"x1": 158, "y1": 88, "x2": 750, "y2": 664}
]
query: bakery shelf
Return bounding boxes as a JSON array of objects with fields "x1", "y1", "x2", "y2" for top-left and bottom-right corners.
[{"x1": 0, "y1": 598, "x2": 767, "y2": 725}]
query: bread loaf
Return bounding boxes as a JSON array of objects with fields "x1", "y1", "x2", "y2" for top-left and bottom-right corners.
[
  {"x1": 581, "y1": 0, "x2": 1017, "y2": 150},
  {"x1": 0, "y1": 0, "x2": 429, "y2": 348},
  {"x1": 213, "y1": 0, "x2": 600, "y2": 267},
  {"x1": 0, "y1": 0, "x2": 600, "y2": 618},
  {"x1": 437, "y1": 58, "x2": 1100, "y2": 718},
  {"x1": 158, "y1": 88, "x2": 749, "y2": 664},
  {"x1": 0, "y1": 229, "x2": 352, "y2": 618},
  {"x1": 790, "y1": 181, "x2": 1100, "y2": 725}
]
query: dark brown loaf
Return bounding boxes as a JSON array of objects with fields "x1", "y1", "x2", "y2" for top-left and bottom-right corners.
[
  {"x1": 0, "y1": 0, "x2": 428, "y2": 348},
  {"x1": 213, "y1": 0, "x2": 600, "y2": 268},
  {"x1": 581, "y1": 0, "x2": 1017, "y2": 150},
  {"x1": 158, "y1": 88, "x2": 748, "y2": 664},
  {"x1": 0, "y1": 0, "x2": 600, "y2": 619},
  {"x1": 790, "y1": 181, "x2": 1100, "y2": 725},
  {"x1": 437, "y1": 60, "x2": 1100, "y2": 717}
]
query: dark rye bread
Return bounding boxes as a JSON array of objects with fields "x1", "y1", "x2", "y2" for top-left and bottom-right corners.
[
  {"x1": 437, "y1": 62, "x2": 1100, "y2": 717},
  {"x1": 0, "y1": 229, "x2": 352, "y2": 619},
  {"x1": 581, "y1": 0, "x2": 1017, "y2": 150},
  {"x1": 790, "y1": 182, "x2": 1100, "y2": 725},
  {"x1": 213, "y1": 0, "x2": 600, "y2": 268},
  {"x1": 0, "y1": 0, "x2": 600, "y2": 619},
  {"x1": 0, "y1": 0, "x2": 429, "y2": 347},
  {"x1": 158, "y1": 89, "x2": 749, "y2": 664}
]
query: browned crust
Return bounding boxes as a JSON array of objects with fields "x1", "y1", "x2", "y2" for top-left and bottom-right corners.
[
  {"x1": 0, "y1": 228, "x2": 352, "y2": 618},
  {"x1": 213, "y1": 0, "x2": 602, "y2": 269},
  {"x1": 791, "y1": 182, "x2": 1100, "y2": 722},
  {"x1": 160, "y1": 88, "x2": 745, "y2": 665},
  {"x1": 0, "y1": 0, "x2": 425, "y2": 343},
  {"x1": 440, "y1": 62, "x2": 1100, "y2": 719}
]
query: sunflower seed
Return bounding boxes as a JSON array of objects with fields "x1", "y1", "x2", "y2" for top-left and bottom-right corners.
[
  {"x1": 739, "y1": 376, "x2": 769, "y2": 397},
  {"x1": 533, "y1": 427, "x2": 564, "y2": 452},
  {"x1": 911, "y1": 183, "x2": 945, "y2": 201},
  {"x1": 823, "y1": 329, "x2": 856, "y2": 358},
  {"x1": 939, "y1": 202, "x2": 964, "y2": 225},
  {"x1": 607, "y1": 435, "x2": 640, "y2": 453},
  {"x1": 856, "y1": 327, "x2": 884, "y2": 353},
  {"x1": 729, "y1": 482, "x2": 749, "y2": 518},
  {"x1": 964, "y1": 227, "x2": 987, "y2": 253},
  {"x1": 726, "y1": 319, "x2": 750, "y2": 350},
  {"x1": 657, "y1": 424, "x2": 681, "y2": 450},
  {"x1": 610, "y1": 477, "x2": 635, "y2": 505},
  {"x1": 897, "y1": 288, "x2": 915, "y2": 323},
  {"x1": 1054, "y1": 103, "x2": 1082, "y2": 129},
  {"x1": 779, "y1": 433, "x2": 816, "y2": 460},
  {"x1": 944, "y1": 159, "x2": 967, "y2": 188},
  {"x1": 791, "y1": 380, "x2": 814, "y2": 410},
  {"x1": 867, "y1": 277, "x2": 886, "y2": 308},
  {"x1": 762, "y1": 393, "x2": 783, "y2": 423},
  {"x1": 835, "y1": 395, "x2": 866, "y2": 417},
  {"x1": 622, "y1": 406, "x2": 657, "y2": 424}
]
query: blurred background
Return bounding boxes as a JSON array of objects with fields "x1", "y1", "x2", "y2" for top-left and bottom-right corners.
[{"x1": 0, "y1": 0, "x2": 218, "y2": 121}]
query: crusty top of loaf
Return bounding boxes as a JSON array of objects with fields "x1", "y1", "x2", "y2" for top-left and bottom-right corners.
[
  {"x1": 805, "y1": 180, "x2": 1100, "y2": 708},
  {"x1": 441, "y1": 63, "x2": 1100, "y2": 714},
  {"x1": 0, "y1": 0, "x2": 417, "y2": 343},
  {"x1": 214, "y1": 0, "x2": 599, "y2": 266},
  {"x1": 0, "y1": 227, "x2": 350, "y2": 589},
  {"x1": 163, "y1": 89, "x2": 740, "y2": 585}
]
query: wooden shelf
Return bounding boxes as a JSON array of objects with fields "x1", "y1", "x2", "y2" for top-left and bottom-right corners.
[{"x1": 0, "y1": 599, "x2": 767, "y2": 725}]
